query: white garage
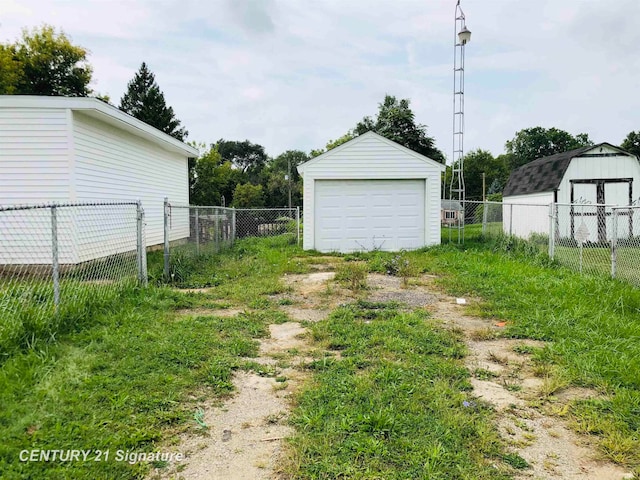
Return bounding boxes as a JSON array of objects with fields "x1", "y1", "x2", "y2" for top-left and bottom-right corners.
[{"x1": 297, "y1": 132, "x2": 445, "y2": 253}]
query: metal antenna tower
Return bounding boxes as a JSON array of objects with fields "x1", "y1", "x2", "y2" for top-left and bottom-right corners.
[{"x1": 449, "y1": 0, "x2": 471, "y2": 243}]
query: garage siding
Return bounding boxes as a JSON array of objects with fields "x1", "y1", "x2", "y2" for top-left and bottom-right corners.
[
  {"x1": 73, "y1": 112, "x2": 189, "y2": 250},
  {"x1": 299, "y1": 132, "x2": 445, "y2": 252}
]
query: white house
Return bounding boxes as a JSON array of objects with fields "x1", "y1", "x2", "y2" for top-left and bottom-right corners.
[
  {"x1": 0, "y1": 95, "x2": 198, "y2": 264},
  {"x1": 297, "y1": 131, "x2": 445, "y2": 253},
  {"x1": 502, "y1": 143, "x2": 640, "y2": 242}
]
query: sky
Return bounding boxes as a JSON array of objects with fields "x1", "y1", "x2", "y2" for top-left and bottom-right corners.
[{"x1": 1, "y1": 0, "x2": 639, "y2": 161}]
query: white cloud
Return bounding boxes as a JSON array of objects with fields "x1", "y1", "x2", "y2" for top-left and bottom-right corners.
[{"x1": 2, "y1": 0, "x2": 639, "y2": 159}]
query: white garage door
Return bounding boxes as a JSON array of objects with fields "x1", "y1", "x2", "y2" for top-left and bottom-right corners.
[{"x1": 314, "y1": 179, "x2": 425, "y2": 252}]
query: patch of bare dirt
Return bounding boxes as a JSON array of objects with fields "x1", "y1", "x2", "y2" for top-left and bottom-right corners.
[
  {"x1": 278, "y1": 271, "x2": 353, "y2": 317},
  {"x1": 260, "y1": 322, "x2": 307, "y2": 355},
  {"x1": 159, "y1": 372, "x2": 292, "y2": 480},
  {"x1": 175, "y1": 307, "x2": 245, "y2": 318},
  {"x1": 174, "y1": 287, "x2": 212, "y2": 294},
  {"x1": 151, "y1": 316, "x2": 312, "y2": 480},
  {"x1": 429, "y1": 292, "x2": 632, "y2": 480},
  {"x1": 367, "y1": 274, "x2": 438, "y2": 307},
  {"x1": 279, "y1": 305, "x2": 330, "y2": 323}
]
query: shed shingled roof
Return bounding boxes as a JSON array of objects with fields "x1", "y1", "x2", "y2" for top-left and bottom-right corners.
[{"x1": 503, "y1": 143, "x2": 623, "y2": 197}]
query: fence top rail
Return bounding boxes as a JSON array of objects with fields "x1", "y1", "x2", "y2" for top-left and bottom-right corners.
[
  {"x1": 233, "y1": 207, "x2": 298, "y2": 211},
  {"x1": 0, "y1": 200, "x2": 140, "y2": 212},
  {"x1": 555, "y1": 202, "x2": 624, "y2": 208},
  {"x1": 460, "y1": 201, "x2": 636, "y2": 209},
  {"x1": 168, "y1": 203, "x2": 235, "y2": 211},
  {"x1": 611, "y1": 205, "x2": 640, "y2": 211},
  {"x1": 462, "y1": 200, "x2": 550, "y2": 207}
]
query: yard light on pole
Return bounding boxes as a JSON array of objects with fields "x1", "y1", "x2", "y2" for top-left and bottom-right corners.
[
  {"x1": 458, "y1": 26, "x2": 471, "y2": 45},
  {"x1": 449, "y1": 0, "x2": 471, "y2": 244}
]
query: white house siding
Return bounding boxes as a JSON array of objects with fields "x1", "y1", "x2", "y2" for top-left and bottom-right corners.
[
  {"x1": 0, "y1": 108, "x2": 77, "y2": 264},
  {"x1": 300, "y1": 133, "x2": 443, "y2": 251},
  {"x1": 72, "y1": 112, "x2": 189, "y2": 260},
  {"x1": 502, "y1": 192, "x2": 553, "y2": 239}
]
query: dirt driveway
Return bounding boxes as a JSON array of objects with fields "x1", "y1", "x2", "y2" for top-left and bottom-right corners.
[{"x1": 153, "y1": 263, "x2": 632, "y2": 480}]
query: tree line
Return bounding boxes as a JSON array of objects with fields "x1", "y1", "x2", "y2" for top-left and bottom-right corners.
[{"x1": 2, "y1": 25, "x2": 640, "y2": 206}]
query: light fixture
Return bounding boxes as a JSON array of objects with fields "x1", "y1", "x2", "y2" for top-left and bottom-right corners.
[{"x1": 458, "y1": 26, "x2": 471, "y2": 45}]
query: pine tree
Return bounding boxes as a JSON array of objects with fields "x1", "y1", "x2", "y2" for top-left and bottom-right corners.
[{"x1": 119, "y1": 62, "x2": 187, "y2": 141}]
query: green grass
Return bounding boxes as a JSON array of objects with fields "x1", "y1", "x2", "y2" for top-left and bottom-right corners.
[
  {"x1": 0, "y1": 235, "x2": 311, "y2": 479},
  {"x1": 555, "y1": 245, "x2": 640, "y2": 285},
  {"x1": 5, "y1": 231, "x2": 640, "y2": 477},
  {"x1": 0, "y1": 279, "x2": 138, "y2": 361},
  {"x1": 284, "y1": 302, "x2": 513, "y2": 479},
  {"x1": 377, "y1": 238, "x2": 640, "y2": 469}
]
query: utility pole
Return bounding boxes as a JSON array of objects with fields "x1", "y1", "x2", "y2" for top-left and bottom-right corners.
[
  {"x1": 482, "y1": 172, "x2": 486, "y2": 201},
  {"x1": 287, "y1": 156, "x2": 292, "y2": 209}
]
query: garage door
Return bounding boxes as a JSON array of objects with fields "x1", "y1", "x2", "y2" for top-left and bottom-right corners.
[{"x1": 314, "y1": 179, "x2": 425, "y2": 252}]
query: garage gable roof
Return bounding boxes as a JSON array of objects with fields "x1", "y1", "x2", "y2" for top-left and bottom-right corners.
[
  {"x1": 503, "y1": 143, "x2": 635, "y2": 197},
  {"x1": 297, "y1": 131, "x2": 446, "y2": 174},
  {"x1": 0, "y1": 95, "x2": 199, "y2": 157}
]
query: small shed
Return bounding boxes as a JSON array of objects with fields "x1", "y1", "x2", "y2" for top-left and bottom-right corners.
[
  {"x1": 297, "y1": 131, "x2": 445, "y2": 252},
  {"x1": 0, "y1": 95, "x2": 198, "y2": 264},
  {"x1": 503, "y1": 143, "x2": 640, "y2": 241}
]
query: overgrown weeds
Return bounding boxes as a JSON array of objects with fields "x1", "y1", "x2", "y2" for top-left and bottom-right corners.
[
  {"x1": 0, "y1": 235, "x2": 314, "y2": 479},
  {"x1": 283, "y1": 302, "x2": 514, "y2": 479},
  {"x1": 334, "y1": 262, "x2": 368, "y2": 292}
]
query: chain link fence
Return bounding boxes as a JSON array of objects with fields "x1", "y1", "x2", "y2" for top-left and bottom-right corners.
[
  {"x1": 0, "y1": 201, "x2": 146, "y2": 356},
  {"x1": 611, "y1": 206, "x2": 640, "y2": 285},
  {"x1": 234, "y1": 208, "x2": 299, "y2": 241},
  {"x1": 553, "y1": 203, "x2": 640, "y2": 285},
  {"x1": 444, "y1": 200, "x2": 640, "y2": 287},
  {"x1": 162, "y1": 201, "x2": 300, "y2": 283}
]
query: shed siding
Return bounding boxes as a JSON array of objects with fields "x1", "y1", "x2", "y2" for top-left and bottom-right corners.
[
  {"x1": 502, "y1": 192, "x2": 553, "y2": 239},
  {"x1": 557, "y1": 155, "x2": 640, "y2": 205},
  {"x1": 300, "y1": 134, "x2": 443, "y2": 250},
  {"x1": 0, "y1": 108, "x2": 70, "y2": 204},
  {"x1": 72, "y1": 112, "x2": 189, "y2": 252}
]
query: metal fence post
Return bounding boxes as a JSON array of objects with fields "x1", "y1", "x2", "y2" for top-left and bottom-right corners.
[
  {"x1": 509, "y1": 204, "x2": 513, "y2": 236},
  {"x1": 548, "y1": 203, "x2": 555, "y2": 260},
  {"x1": 482, "y1": 200, "x2": 488, "y2": 235},
  {"x1": 163, "y1": 197, "x2": 170, "y2": 282},
  {"x1": 51, "y1": 204, "x2": 60, "y2": 310},
  {"x1": 136, "y1": 200, "x2": 148, "y2": 286},
  {"x1": 611, "y1": 208, "x2": 618, "y2": 279},
  {"x1": 231, "y1": 208, "x2": 236, "y2": 245},
  {"x1": 296, "y1": 206, "x2": 300, "y2": 245},
  {"x1": 214, "y1": 208, "x2": 220, "y2": 252},
  {"x1": 194, "y1": 207, "x2": 200, "y2": 255}
]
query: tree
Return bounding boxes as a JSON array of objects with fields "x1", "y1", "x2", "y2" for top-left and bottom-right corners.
[
  {"x1": 353, "y1": 95, "x2": 445, "y2": 163},
  {"x1": 0, "y1": 45, "x2": 21, "y2": 94},
  {"x1": 442, "y1": 150, "x2": 508, "y2": 200},
  {"x1": 621, "y1": 131, "x2": 640, "y2": 158},
  {"x1": 216, "y1": 139, "x2": 268, "y2": 183},
  {"x1": 232, "y1": 183, "x2": 264, "y2": 208},
  {"x1": 120, "y1": 62, "x2": 187, "y2": 141},
  {"x1": 461, "y1": 149, "x2": 509, "y2": 201},
  {"x1": 261, "y1": 150, "x2": 307, "y2": 206},
  {"x1": 190, "y1": 147, "x2": 242, "y2": 206},
  {"x1": 310, "y1": 133, "x2": 355, "y2": 158},
  {"x1": 1, "y1": 25, "x2": 92, "y2": 96},
  {"x1": 505, "y1": 127, "x2": 593, "y2": 170}
]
